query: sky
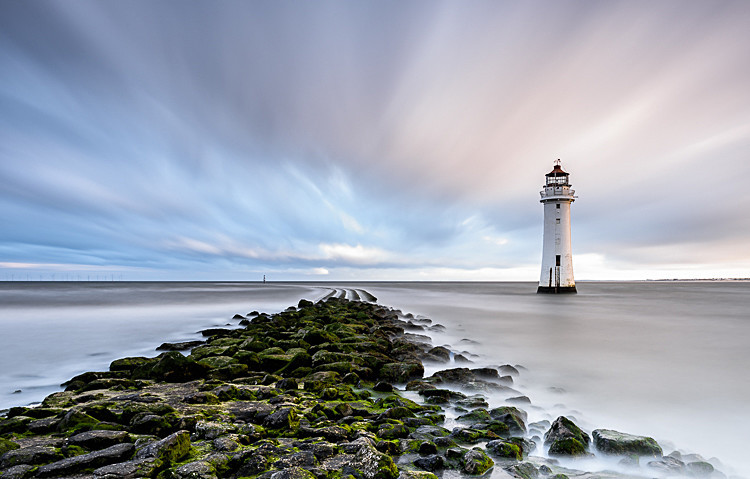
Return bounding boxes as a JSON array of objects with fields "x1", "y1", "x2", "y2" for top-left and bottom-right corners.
[{"x1": 1, "y1": 1, "x2": 750, "y2": 281}]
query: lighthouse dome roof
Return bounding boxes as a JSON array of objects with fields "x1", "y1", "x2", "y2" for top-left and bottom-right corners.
[{"x1": 545, "y1": 163, "x2": 569, "y2": 177}]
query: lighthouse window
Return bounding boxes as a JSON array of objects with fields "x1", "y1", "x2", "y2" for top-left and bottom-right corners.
[
  {"x1": 556, "y1": 218, "x2": 560, "y2": 224},
  {"x1": 556, "y1": 203, "x2": 560, "y2": 209},
  {"x1": 556, "y1": 255, "x2": 561, "y2": 266}
]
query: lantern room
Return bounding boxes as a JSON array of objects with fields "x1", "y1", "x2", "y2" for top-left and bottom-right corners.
[{"x1": 545, "y1": 160, "x2": 570, "y2": 186}]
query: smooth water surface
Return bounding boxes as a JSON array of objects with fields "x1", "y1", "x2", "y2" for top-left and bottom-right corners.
[
  {"x1": 0, "y1": 282, "x2": 327, "y2": 410},
  {"x1": 364, "y1": 281, "x2": 750, "y2": 478},
  {"x1": 1, "y1": 281, "x2": 748, "y2": 476}
]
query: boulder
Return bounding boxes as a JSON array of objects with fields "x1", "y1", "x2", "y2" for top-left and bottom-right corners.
[
  {"x1": 544, "y1": 417, "x2": 589, "y2": 457},
  {"x1": 93, "y1": 457, "x2": 163, "y2": 478},
  {"x1": 398, "y1": 472, "x2": 439, "y2": 479},
  {"x1": 423, "y1": 347, "x2": 451, "y2": 363},
  {"x1": 419, "y1": 388, "x2": 464, "y2": 404},
  {"x1": 68, "y1": 430, "x2": 131, "y2": 450},
  {"x1": 172, "y1": 460, "x2": 217, "y2": 478},
  {"x1": 430, "y1": 368, "x2": 475, "y2": 384},
  {"x1": 592, "y1": 429, "x2": 662, "y2": 457},
  {"x1": 486, "y1": 440, "x2": 522, "y2": 460},
  {"x1": 471, "y1": 368, "x2": 500, "y2": 380},
  {"x1": 489, "y1": 406, "x2": 527, "y2": 435},
  {"x1": 418, "y1": 442, "x2": 438, "y2": 455},
  {"x1": 0, "y1": 464, "x2": 35, "y2": 479},
  {"x1": 135, "y1": 430, "x2": 191, "y2": 463},
  {"x1": 462, "y1": 448, "x2": 494, "y2": 475},
  {"x1": 322, "y1": 444, "x2": 398, "y2": 479},
  {"x1": 263, "y1": 407, "x2": 299, "y2": 431},
  {"x1": 687, "y1": 461, "x2": 715, "y2": 476},
  {"x1": 648, "y1": 456, "x2": 686, "y2": 474},
  {"x1": 379, "y1": 362, "x2": 424, "y2": 383},
  {"x1": 110, "y1": 356, "x2": 157, "y2": 372},
  {"x1": 35, "y1": 443, "x2": 135, "y2": 478},
  {"x1": 499, "y1": 365, "x2": 520, "y2": 376},
  {"x1": 457, "y1": 409, "x2": 491, "y2": 424},
  {"x1": 374, "y1": 381, "x2": 394, "y2": 392},
  {"x1": 155, "y1": 341, "x2": 204, "y2": 351},
  {"x1": 0, "y1": 445, "x2": 63, "y2": 468},
  {"x1": 27, "y1": 416, "x2": 60, "y2": 434},
  {"x1": 271, "y1": 466, "x2": 317, "y2": 479},
  {"x1": 138, "y1": 351, "x2": 207, "y2": 382},
  {"x1": 0, "y1": 437, "x2": 20, "y2": 456},
  {"x1": 413, "y1": 454, "x2": 445, "y2": 472},
  {"x1": 508, "y1": 462, "x2": 539, "y2": 479}
]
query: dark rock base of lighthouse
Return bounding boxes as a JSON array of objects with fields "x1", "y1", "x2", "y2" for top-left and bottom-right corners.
[{"x1": 537, "y1": 286, "x2": 577, "y2": 294}]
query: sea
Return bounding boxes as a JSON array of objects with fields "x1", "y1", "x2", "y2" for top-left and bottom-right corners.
[{"x1": 0, "y1": 281, "x2": 748, "y2": 477}]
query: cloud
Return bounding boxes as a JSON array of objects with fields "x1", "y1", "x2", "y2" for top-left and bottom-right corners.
[
  {"x1": 318, "y1": 243, "x2": 391, "y2": 265},
  {"x1": 1, "y1": 1, "x2": 749, "y2": 279}
]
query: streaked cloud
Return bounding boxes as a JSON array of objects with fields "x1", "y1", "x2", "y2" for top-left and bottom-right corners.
[{"x1": 1, "y1": 1, "x2": 749, "y2": 280}]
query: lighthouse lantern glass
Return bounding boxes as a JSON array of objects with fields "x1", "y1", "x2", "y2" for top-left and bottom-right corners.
[{"x1": 547, "y1": 174, "x2": 568, "y2": 186}]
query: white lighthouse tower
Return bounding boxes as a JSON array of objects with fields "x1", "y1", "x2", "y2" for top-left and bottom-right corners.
[{"x1": 538, "y1": 160, "x2": 577, "y2": 293}]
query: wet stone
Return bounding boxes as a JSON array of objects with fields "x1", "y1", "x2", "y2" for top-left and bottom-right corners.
[
  {"x1": 35, "y1": 443, "x2": 135, "y2": 478},
  {"x1": 0, "y1": 446, "x2": 63, "y2": 468},
  {"x1": 68, "y1": 430, "x2": 130, "y2": 450},
  {"x1": 414, "y1": 454, "x2": 445, "y2": 472},
  {"x1": 93, "y1": 457, "x2": 162, "y2": 478}
]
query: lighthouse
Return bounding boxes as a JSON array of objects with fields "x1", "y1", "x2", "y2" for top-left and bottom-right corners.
[{"x1": 538, "y1": 160, "x2": 577, "y2": 293}]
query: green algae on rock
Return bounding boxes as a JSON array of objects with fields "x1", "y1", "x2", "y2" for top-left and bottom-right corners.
[
  {"x1": 592, "y1": 429, "x2": 662, "y2": 457},
  {"x1": 544, "y1": 416, "x2": 590, "y2": 457}
]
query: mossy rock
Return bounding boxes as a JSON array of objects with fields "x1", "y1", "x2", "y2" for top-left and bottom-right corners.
[
  {"x1": 191, "y1": 345, "x2": 237, "y2": 360},
  {"x1": 379, "y1": 362, "x2": 424, "y2": 383},
  {"x1": 58, "y1": 409, "x2": 100, "y2": 433},
  {"x1": 234, "y1": 350, "x2": 260, "y2": 367},
  {"x1": 452, "y1": 428, "x2": 500, "y2": 444},
  {"x1": 77, "y1": 377, "x2": 136, "y2": 393},
  {"x1": 398, "y1": 472, "x2": 439, "y2": 479},
  {"x1": 486, "y1": 440, "x2": 522, "y2": 460},
  {"x1": 376, "y1": 423, "x2": 410, "y2": 440},
  {"x1": 0, "y1": 437, "x2": 20, "y2": 455},
  {"x1": 135, "y1": 352, "x2": 207, "y2": 382},
  {"x1": 592, "y1": 429, "x2": 662, "y2": 457},
  {"x1": 129, "y1": 411, "x2": 180, "y2": 436},
  {"x1": 457, "y1": 408, "x2": 491, "y2": 423},
  {"x1": 275, "y1": 351, "x2": 313, "y2": 375},
  {"x1": 261, "y1": 346, "x2": 285, "y2": 355},
  {"x1": 0, "y1": 445, "x2": 64, "y2": 468},
  {"x1": 209, "y1": 337, "x2": 244, "y2": 348},
  {"x1": 303, "y1": 371, "x2": 341, "y2": 389},
  {"x1": 276, "y1": 339, "x2": 311, "y2": 350},
  {"x1": 196, "y1": 355, "x2": 237, "y2": 369},
  {"x1": 548, "y1": 437, "x2": 588, "y2": 456},
  {"x1": 110, "y1": 356, "x2": 156, "y2": 372},
  {"x1": 238, "y1": 338, "x2": 269, "y2": 352},
  {"x1": 489, "y1": 406, "x2": 526, "y2": 435},
  {"x1": 117, "y1": 403, "x2": 173, "y2": 426},
  {"x1": 262, "y1": 407, "x2": 300, "y2": 432},
  {"x1": 314, "y1": 361, "x2": 356, "y2": 375},
  {"x1": 510, "y1": 462, "x2": 540, "y2": 479},
  {"x1": 81, "y1": 404, "x2": 120, "y2": 423},
  {"x1": 462, "y1": 448, "x2": 494, "y2": 475},
  {"x1": 506, "y1": 437, "x2": 535, "y2": 457},
  {"x1": 137, "y1": 430, "x2": 191, "y2": 464},
  {"x1": 311, "y1": 350, "x2": 365, "y2": 368},
  {"x1": 0, "y1": 416, "x2": 31, "y2": 434},
  {"x1": 483, "y1": 420, "x2": 510, "y2": 437},
  {"x1": 258, "y1": 353, "x2": 295, "y2": 372}
]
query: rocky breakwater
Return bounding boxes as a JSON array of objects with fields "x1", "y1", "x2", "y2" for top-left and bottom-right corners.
[
  {"x1": 0, "y1": 297, "x2": 730, "y2": 479},
  {"x1": 0, "y1": 297, "x2": 497, "y2": 479}
]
